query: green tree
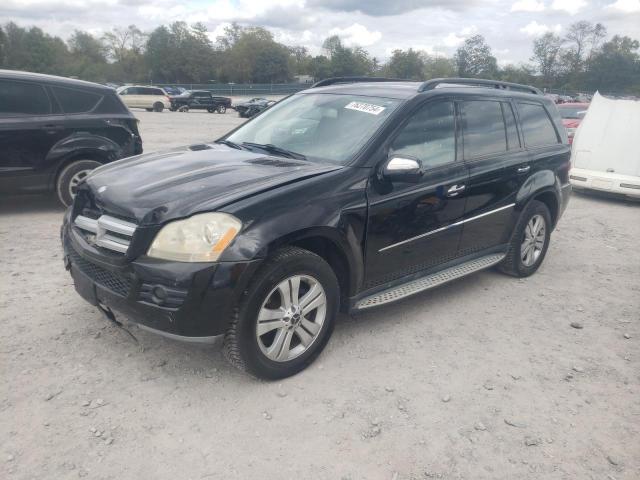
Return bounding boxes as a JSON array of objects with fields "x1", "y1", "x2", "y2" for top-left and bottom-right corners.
[
  {"x1": 385, "y1": 49, "x2": 425, "y2": 79},
  {"x1": 423, "y1": 55, "x2": 456, "y2": 79},
  {"x1": 587, "y1": 35, "x2": 640, "y2": 93},
  {"x1": 530, "y1": 32, "x2": 563, "y2": 85},
  {"x1": 454, "y1": 35, "x2": 498, "y2": 78}
]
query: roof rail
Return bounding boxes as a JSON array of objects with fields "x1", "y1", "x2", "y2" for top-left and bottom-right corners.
[
  {"x1": 419, "y1": 78, "x2": 542, "y2": 95},
  {"x1": 311, "y1": 76, "x2": 409, "y2": 88}
]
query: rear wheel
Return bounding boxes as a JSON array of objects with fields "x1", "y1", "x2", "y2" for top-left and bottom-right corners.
[
  {"x1": 56, "y1": 160, "x2": 102, "y2": 207},
  {"x1": 152, "y1": 102, "x2": 164, "y2": 112},
  {"x1": 498, "y1": 200, "x2": 551, "y2": 277},
  {"x1": 223, "y1": 247, "x2": 339, "y2": 379}
]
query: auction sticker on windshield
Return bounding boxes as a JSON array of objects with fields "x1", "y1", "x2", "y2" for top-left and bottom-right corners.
[{"x1": 344, "y1": 101, "x2": 386, "y2": 115}]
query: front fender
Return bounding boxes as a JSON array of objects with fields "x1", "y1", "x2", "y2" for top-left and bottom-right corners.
[{"x1": 219, "y1": 168, "x2": 369, "y2": 295}]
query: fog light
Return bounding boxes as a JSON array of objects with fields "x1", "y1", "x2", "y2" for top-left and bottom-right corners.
[{"x1": 151, "y1": 286, "x2": 167, "y2": 305}]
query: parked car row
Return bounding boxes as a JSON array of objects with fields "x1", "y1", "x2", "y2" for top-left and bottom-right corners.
[{"x1": 116, "y1": 85, "x2": 275, "y2": 117}]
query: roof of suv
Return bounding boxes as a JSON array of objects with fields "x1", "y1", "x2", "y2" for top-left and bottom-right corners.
[
  {"x1": 305, "y1": 78, "x2": 546, "y2": 101},
  {"x1": 0, "y1": 69, "x2": 113, "y2": 92}
]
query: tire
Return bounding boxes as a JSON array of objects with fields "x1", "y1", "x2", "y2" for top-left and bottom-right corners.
[
  {"x1": 207, "y1": 107, "x2": 215, "y2": 113},
  {"x1": 498, "y1": 200, "x2": 552, "y2": 277},
  {"x1": 217, "y1": 105, "x2": 227, "y2": 114},
  {"x1": 178, "y1": 105, "x2": 189, "y2": 113},
  {"x1": 56, "y1": 159, "x2": 102, "y2": 207},
  {"x1": 223, "y1": 247, "x2": 339, "y2": 379},
  {"x1": 152, "y1": 102, "x2": 164, "y2": 112}
]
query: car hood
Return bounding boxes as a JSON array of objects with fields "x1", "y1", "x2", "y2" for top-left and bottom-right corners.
[{"x1": 84, "y1": 144, "x2": 343, "y2": 225}]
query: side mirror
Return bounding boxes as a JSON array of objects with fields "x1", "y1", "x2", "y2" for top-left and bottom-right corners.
[{"x1": 382, "y1": 155, "x2": 424, "y2": 182}]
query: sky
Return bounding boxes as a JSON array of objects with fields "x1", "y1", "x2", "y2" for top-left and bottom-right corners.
[{"x1": 1, "y1": 0, "x2": 640, "y2": 65}]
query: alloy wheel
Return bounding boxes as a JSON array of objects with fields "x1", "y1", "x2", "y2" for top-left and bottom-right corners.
[
  {"x1": 256, "y1": 274, "x2": 327, "y2": 362},
  {"x1": 521, "y1": 214, "x2": 546, "y2": 267},
  {"x1": 68, "y1": 169, "x2": 93, "y2": 200}
]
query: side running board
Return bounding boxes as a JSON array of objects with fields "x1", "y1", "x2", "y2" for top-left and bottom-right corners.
[{"x1": 355, "y1": 253, "x2": 506, "y2": 310}]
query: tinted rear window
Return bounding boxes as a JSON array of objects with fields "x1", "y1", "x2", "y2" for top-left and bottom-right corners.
[
  {"x1": 0, "y1": 80, "x2": 51, "y2": 115},
  {"x1": 517, "y1": 102, "x2": 559, "y2": 147},
  {"x1": 461, "y1": 100, "x2": 506, "y2": 158},
  {"x1": 51, "y1": 86, "x2": 102, "y2": 113}
]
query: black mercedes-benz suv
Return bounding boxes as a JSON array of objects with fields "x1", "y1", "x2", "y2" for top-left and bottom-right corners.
[
  {"x1": 0, "y1": 70, "x2": 142, "y2": 206},
  {"x1": 62, "y1": 77, "x2": 571, "y2": 379}
]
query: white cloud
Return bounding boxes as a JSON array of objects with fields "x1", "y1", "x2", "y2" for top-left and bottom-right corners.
[
  {"x1": 442, "y1": 25, "x2": 478, "y2": 48},
  {"x1": 520, "y1": 20, "x2": 562, "y2": 36},
  {"x1": 551, "y1": 0, "x2": 587, "y2": 15},
  {"x1": 511, "y1": 0, "x2": 546, "y2": 12},
  {"x1": 328, "y1": 23, "x2": 382, "y2": 47},
  {"x1": 443, "y1": 32, "x2": 465, "y2": 47},
  {"x1": 607, "y1": 0, "x2": 640, "y2": 12}
]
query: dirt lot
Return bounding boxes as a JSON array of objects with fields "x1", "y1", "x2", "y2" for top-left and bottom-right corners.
[{"x1": 1, "y1": 110, "x2": 639, "y2": 480}]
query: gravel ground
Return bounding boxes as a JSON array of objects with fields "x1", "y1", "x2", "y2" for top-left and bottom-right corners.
[{"x1": 1, "y1": 110, "x2": 639, "y2": 480}]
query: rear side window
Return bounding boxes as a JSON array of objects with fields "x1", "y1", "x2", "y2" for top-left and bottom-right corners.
[
  {"x1": 517, "y1": 102, "x2": 559, "y2": 147},
  {"x1": 391, "y1": 101, "x2": 456, "y2": 169},
  {"x1": 460, "y1": 100, "x2": 506, "y2": 158},
  {"x1": 51, "y1": 86, "x2": 102, "y2": 114},
  {"x1": 0, "y1": 80, "x2": 51, "y2": 115},
  {"x1": 502, "y1": 102, "x2": 521, "y2": 150}
]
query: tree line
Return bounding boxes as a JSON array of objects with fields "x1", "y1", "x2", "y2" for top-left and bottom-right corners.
[{"x1": 0, "y1": 20, "x2": 638, "y2": 94}]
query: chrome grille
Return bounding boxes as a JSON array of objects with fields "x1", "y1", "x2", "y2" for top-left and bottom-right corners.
[{"x1": 74, "y1": 214, "x2": 136, "y2": 254}]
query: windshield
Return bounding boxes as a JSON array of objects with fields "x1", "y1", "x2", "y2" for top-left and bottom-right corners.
[
  {"x1": 559, "y1": 105, "x2": 588, "y2": 119},
  {"x1": 226, "y1": 93, "x2": 401, "y2": 164}
]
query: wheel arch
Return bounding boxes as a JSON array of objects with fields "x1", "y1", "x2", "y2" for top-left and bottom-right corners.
[
  {"x1": 49, "y1": 148, "x2": 113, "y2": 191},
  {"x1": 516, "y1": 169, "x2": 562, "y2": 229},
  {"x1": 260, "y1": 227, "x2": 361, "y2": 310}
]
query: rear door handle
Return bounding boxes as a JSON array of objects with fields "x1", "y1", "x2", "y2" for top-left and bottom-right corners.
[
  {"x1": 447, "y1": 184, "x2": 466, "y2": 197},
  {"x1": 517, "y1": 165, "x2": 531, "y2": 174}
]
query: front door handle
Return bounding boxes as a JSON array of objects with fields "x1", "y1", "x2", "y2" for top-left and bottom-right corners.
[
  {"x1": 42, "y1": 124, "x2": 64, "y2": 133},
  {"x1": 517, "y1": 165, "x2": 531, "y2": 174},
  {"x1": 447, "y1": 184, "x2": 466, "y2": 197}
]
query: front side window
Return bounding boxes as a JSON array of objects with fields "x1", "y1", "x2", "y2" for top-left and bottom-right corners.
[
  {"x1": 51, "y1": 86, "x2": 102, "y2": 114},
  {"x1": 0, "y1": 80, "x2": 51, "y2": 115},
  {"x1": 517, "y1": 102, "x2": 559, "y2": 147},
  {"x1": 226, "y1": 93, "x2": 401, "y2": 164},
  {"x1": 390, "y1": 101, "x2": 456, "y2": 169},
  {"x1": 461, "y1": 100, "x2": 506, "y2": 158}
]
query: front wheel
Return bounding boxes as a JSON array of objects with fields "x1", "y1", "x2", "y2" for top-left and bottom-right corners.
[
  {"x1": 223, "y1": 247, "x2": 339, "y2": 379},
  {"x1": 498, "y1": 200, "x2": 552, "y2": 277},
  {"x1": 217, "y1": 105, "x2": 227, "y2": 114},
  {"x1": 56, "y1": 160, "x2": 102, "y2": 207}
]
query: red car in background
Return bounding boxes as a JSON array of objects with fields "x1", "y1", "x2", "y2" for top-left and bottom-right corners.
[{"x1": 557, "y1": 102, "x2": 589, "y2": 145}]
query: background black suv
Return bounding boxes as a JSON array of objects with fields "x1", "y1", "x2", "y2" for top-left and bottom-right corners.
[
  {"x1": 0, "y1": 70, "x2": 142, "y2": 206},
  {"x1": 62, "y1": 77, "x2": 571, "y2": 379},
  {"x1": 169, "y1": 90, "x2": 232, "y2": 113}
]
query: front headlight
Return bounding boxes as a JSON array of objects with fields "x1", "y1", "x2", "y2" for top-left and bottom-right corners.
[{"x1": 147, "y1": 213, "x2": 241, "y2": 262}]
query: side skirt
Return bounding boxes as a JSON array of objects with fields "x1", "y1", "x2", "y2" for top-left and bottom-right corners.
[{"x1": 352, "y1": 251, "x2": 506, "y2": 311}]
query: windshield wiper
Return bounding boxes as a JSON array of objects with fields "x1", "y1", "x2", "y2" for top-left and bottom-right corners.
[
  {"x1": 215, "y1": 139, "x2": 247, "y2": 150},
  {"x1": 241, "y1": 142, "x2": 307, "y2": 161}
]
